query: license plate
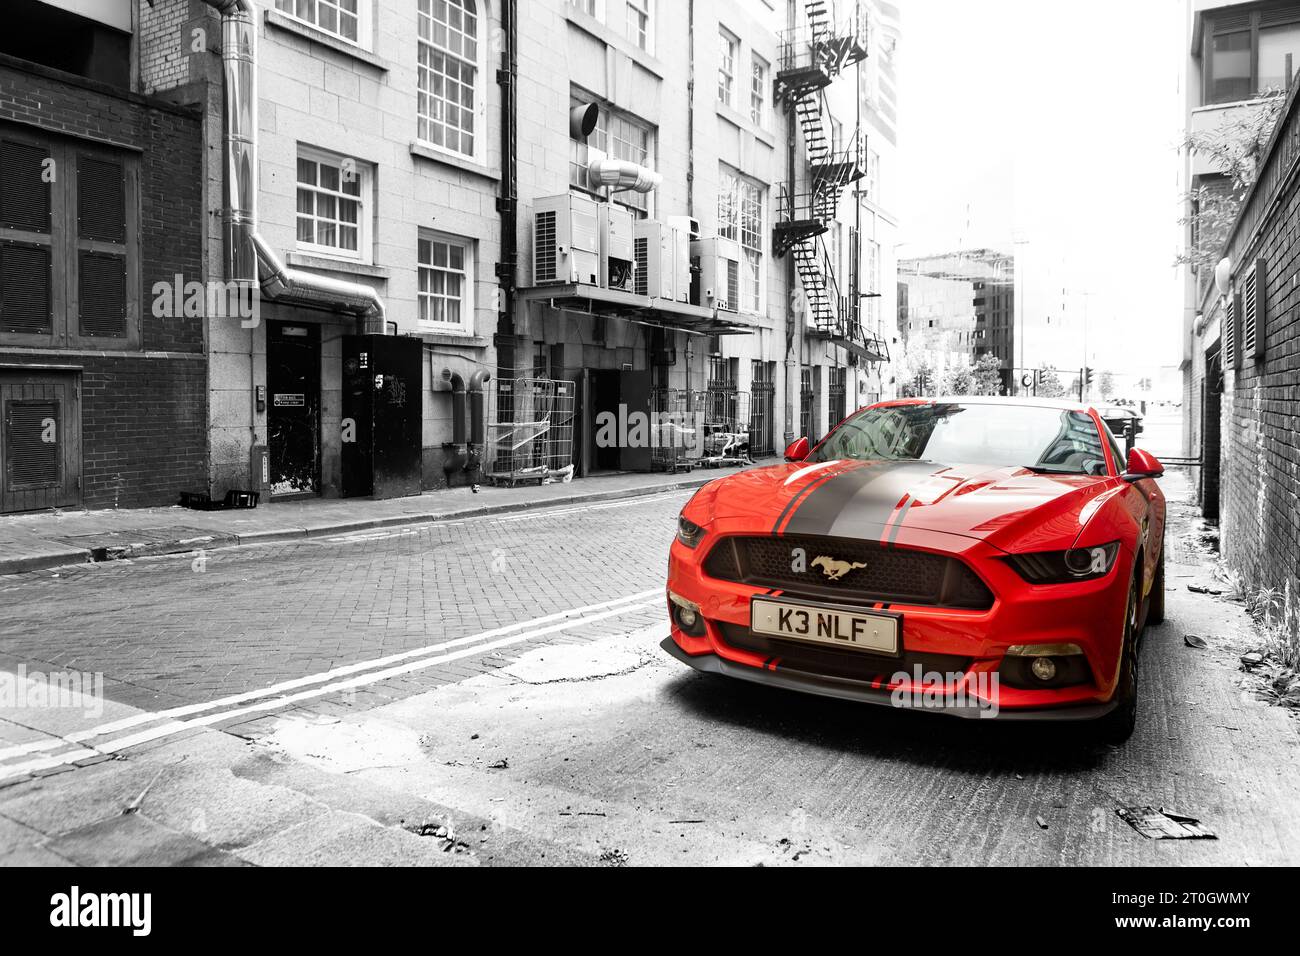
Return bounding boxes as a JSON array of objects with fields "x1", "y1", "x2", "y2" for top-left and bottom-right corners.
[{"x1": 750, "y1": 597, "x2": 899, "y2": 655}]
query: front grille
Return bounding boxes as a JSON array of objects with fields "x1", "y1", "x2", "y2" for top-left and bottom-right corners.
[
  {"x1": 702, "y1": 534, "x2": 994, "y2": 610},
  {"x1": 716, "y1": 622, "x2": 972, "y2": 683}
]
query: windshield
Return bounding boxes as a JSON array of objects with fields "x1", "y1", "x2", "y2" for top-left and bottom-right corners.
[{"x1": 810, "y1": 403, "x2": 1110, "y2": 476}]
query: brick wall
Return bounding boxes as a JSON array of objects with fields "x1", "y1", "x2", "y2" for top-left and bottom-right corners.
[
  {"x1": 1218, "y1": 75, "x2": 1300, "y2": 636},
  {"x1": 0, "y1": 57, "x2": 208, "y2": 509}
]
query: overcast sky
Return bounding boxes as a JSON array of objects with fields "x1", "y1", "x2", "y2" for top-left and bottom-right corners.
[{"x1": 893, "y1": 0, "x2": 1188, "y2": 379}]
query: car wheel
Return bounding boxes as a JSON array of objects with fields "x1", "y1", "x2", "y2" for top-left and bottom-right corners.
[
  {"x1": 1147, "y1": 541, "x2": 1165, "y2": 626},
  {"x1": 1090, "y1": 565, "x2": 1142, "y2": 744}
]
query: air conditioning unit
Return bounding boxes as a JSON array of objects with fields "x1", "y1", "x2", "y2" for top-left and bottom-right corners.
[
  {"x1": 600, "y1": 202, "x2": 636, "y2": 292},
  {"x1": 532, "y1": 193, "x2": 600, "y2": 286},
  {"x1": 633, "y1": 220, "x2": 691, "y2": 302},
  {"x1": 666, "y1": 215, "x2": 701, "y2": 240},
  {"x1": 692, "y1": 237, "x2": 741, "y2": 312}
]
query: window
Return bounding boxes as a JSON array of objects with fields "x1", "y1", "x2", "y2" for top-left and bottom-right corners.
[
  {"x1": 569, "y1": 92, "x2": 656, "y2": 215},
  {"x1": 1205, "y1": 10, "x2": 1300, "y2": 104},
  {"x1": 750, "y1": 55, "x2": 768, "y2": 125},
  {"x1": 418, "y1": 232, "x2": 473, "y2": 331},
  {"x1": 866, "y1": 149, "x2": 880, "y2": 203},
  {"x1": 417, "y1": 0, "x2": 480, "y2": 158},
  {"x1": 296, "y1": 148, "x2": 368, "y2": 260},
  {"x1": 1260, "y1": 22, "x2": 1300, "y2": 90},
  {"x1": 718, "y1": 29, "x2": 737, "y2": 106},
  {"x1": 568, "y1": 0, "x2": 598, "y2": 15},
  {"x1": 717, "y1": 168, "x2": 764, "y2": 313},
  {"x1": 626, "y1": 0, "x2": 650, "y2": 52},
  {"x1": 0, "y1": 126, "x2": 138, "y2": 349},
  {"x1": 274, "y1": 0, "x2": 363, "y2": 45}
]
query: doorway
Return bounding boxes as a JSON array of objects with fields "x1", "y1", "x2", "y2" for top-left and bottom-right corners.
[
  {"x1": 0, "y1": 370, "x2": 81, "y2": 513},
  {"x1": 583, "y1": 367, "x2": 652, "y2": 475},
  {"x1": 1201, "y1": 348, "x2": 1222, "y2": 521},
  {"x1": 267, "y1": 321, "x2": 321, "y2": 499}
]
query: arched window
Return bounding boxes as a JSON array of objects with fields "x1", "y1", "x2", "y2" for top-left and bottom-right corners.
[{"x1": 417, "y1": 0, "x2": 481, "y2": 159}]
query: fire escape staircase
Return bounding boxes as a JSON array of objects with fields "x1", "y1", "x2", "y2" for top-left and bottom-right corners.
[{"x1": 773, "y1": 3, "x2": 886, "y2": 364}]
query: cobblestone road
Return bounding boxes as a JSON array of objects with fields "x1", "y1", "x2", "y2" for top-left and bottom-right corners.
[{"x1": 0, "y1": 491, "x2": 686, "y2": 715}]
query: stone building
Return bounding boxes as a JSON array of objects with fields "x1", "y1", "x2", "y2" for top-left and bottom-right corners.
[{"x1": 1, "y1": 0, "x2": 904, "y2": 511}]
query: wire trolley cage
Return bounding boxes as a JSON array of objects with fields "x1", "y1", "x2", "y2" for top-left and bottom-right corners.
[
  {"x1": 688, "y1": 388, "x2": 753, "y2": 469},
  {"x1": 483, "y1": 374, "x2": 576, "y2": 487},
  {"x1": 648, "y1": 388, "x2": 698, "y2": 474}
]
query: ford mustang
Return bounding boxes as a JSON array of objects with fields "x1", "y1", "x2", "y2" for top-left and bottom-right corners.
[{"x1": 663, "y1": 397, "x2": 1167, "y2": 742}]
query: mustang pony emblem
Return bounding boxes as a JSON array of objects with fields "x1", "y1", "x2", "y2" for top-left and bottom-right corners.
[{"x1": 811, "y1": 556, "x2": 867, "y2": 581}]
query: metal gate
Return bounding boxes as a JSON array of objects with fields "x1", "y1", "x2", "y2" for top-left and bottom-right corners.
[
  {"x1": 750, "y1": 360, "x2": 775, "y2": 457},
  {"x1": 483, "y1": 373, "x2": 576, "y2": 486}
]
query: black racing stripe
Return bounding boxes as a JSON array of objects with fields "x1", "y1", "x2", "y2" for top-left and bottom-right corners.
[
  {"x1": 770, "y1": 464, "x2": 846, "y2": 533},
  {"x1": 884, "y1": 496, "x2": 915, "y2": 548},
  {"x1": 783, "y1": 460, "x2": 936, "y2": 537},
  {"x1": 818, "y1": 460, "x2": 942, "y2": 541}
]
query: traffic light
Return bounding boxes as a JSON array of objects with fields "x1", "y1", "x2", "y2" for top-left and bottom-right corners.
[{"x1": 1084, "y1": 367, "x2": 1094, "y2": 389}]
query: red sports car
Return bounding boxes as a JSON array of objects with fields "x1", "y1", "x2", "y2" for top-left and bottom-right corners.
[{"x1": 663, "y1": 397, "x2": 1167, "y2": 742}]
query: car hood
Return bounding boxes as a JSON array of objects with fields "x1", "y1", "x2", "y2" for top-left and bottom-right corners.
[{"x1": 700, "y1": 458, "x2": 1117, "y2": 553}]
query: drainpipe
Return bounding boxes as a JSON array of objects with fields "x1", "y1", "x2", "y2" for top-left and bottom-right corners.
[
  {"x1": 495, "y1": 0, "x2": 518, "y2": 368},
  {"x1": 468, "y1": 369, "x2": 491, "y2": 446},
  {"x1": 442, "y1": 369, "x2": 467, "y2": 445},
  {"x1": 202, "y1": 0, "x2": 385, "y2": 333}
]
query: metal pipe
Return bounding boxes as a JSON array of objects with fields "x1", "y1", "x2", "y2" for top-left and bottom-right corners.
[
  {"x1": 442, "y1": 369, "x2": 467, "y2": 445},
  {"x1": 587, "y1": 159, "x2": 662, "y2": 193},
  {"x1": 468, "y1": 369, "x2": 491, "y2": 446},
  {"x1": 202, "y1": 0, "x2": 385, "y2": 332}
]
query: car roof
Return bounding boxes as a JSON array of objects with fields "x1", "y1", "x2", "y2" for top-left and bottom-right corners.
[{"x1": 875, "y1": 395, "x2": 1095, "y2": 414}]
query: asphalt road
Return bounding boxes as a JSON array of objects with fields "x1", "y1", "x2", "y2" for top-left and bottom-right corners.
[{"x1": 1, "y1": 462, "x2": 1297, "y2": 866}]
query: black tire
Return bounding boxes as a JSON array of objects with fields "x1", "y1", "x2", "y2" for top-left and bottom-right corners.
[
  {"x1": 1090, "y1": 565, "x2": 1142, "y2": 744},
  {"x1": 1146, "y1": 541, "x2": 1165, "y2": 626}
]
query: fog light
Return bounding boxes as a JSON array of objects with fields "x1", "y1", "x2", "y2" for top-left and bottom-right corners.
[
  {"x1": 678, "y1": 606, "x2": 698, "y2": 629},
  {"x1": 1030, "y1": 657, "x2": 1058, "y2": 681}
]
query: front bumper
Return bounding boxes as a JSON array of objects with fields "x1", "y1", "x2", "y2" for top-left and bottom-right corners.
[
  {"x1": 661, "y1": 636, "x2": 1117, "y2": 721},
  {"x1": 665, "y1": 524, "x2": 1133, "y2": 720}
]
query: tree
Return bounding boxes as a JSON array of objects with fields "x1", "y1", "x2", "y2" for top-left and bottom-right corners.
[
  {"x1": 1036, "y1": 365, "x2": 1066, "y2": 399},
  {"x1": 1178, "y1": 92, "x2": 1286, "y2": 274},
  {"x1": 941, "y1": 363, "x2": 974, "y2": 396},
  {"x1": 972, "y1": 353, "x2": 1003, "y2": 396},
  {"x1": 1099, "y1": 370, "x2": 1115, "y2": 400}
]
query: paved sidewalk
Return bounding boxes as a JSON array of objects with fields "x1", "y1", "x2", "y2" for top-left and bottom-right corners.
[{"x1": 0, "y1": 463, "x2": 760, "y2": 577}]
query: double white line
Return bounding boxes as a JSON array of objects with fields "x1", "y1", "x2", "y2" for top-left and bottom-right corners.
[{"x1": 0, "y1": 589, "x2": 662, "y2": 783}]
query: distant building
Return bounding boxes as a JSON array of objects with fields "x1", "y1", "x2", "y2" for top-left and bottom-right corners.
[{"x1": 897, "y1": 249, "x2": 1014, "y2": 392}]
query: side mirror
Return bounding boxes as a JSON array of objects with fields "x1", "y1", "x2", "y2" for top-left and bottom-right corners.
[
  {"x1": 1123, "y1": 447, "x2": 1163, "y2": 482},
  {"x1": 784, "y1": 436, "x2": 810, "y2": 462}
]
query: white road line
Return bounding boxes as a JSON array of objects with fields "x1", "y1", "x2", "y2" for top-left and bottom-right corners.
[
  {"x1": 0, "y1": 588, "x2": 660, "y2": 764},
  {"x1": 0, "y1": 598, "x2": 660, "y2": 782}
]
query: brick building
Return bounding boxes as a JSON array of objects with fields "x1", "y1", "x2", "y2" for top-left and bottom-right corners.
[
  {"x1": 0, "y1": 0, "x2": 206, "y2": 514},
  {"x1": 1193, "y1": 68, "x2": 1300, "y2": 638}
]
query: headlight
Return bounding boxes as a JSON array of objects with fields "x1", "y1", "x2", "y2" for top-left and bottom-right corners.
[
  {"x1": 677, "y1": 515, "x2": 705, "y2": 549},
  {"x1": 1005, "y1": 541, "x2": 1120, "y2": 583}
]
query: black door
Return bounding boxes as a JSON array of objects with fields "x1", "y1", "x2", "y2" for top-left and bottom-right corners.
[
  {"x1": 267, "y1": 322, "x2": 321, "y2": 498},
  {"x1": 589, "y1": 369, "x2": 622, "y2": 473},
  {"x1": 619, "y1": 369, "x2": 652, "y2": 472}
]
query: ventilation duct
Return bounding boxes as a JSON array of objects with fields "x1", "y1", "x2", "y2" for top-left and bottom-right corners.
[
  {"x1": 587, "y1": 159, "x2": 662, "y2": 194},
  {"x1": 203, "y1": 0, "x2": 385, "y2": 333}
]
